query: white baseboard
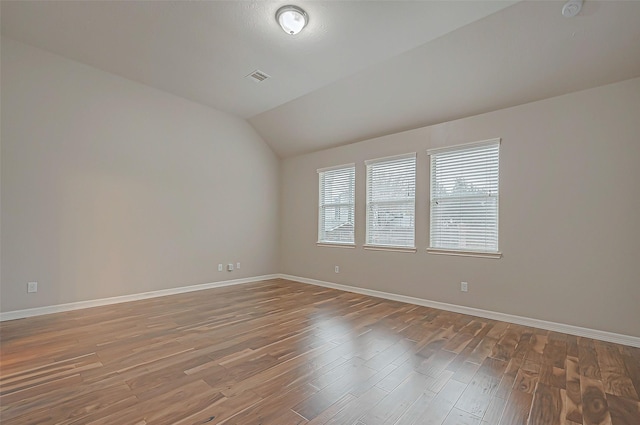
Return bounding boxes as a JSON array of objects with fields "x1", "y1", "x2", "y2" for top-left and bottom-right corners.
[
  {"x1": 4, "y1": 272, "x2": 638, "y2": 348},
  {"x1": 279, "y1": 274, "x2": 640, "y2": 348},
  {"x1": 0, "y1": 274, "x2": 280, "y2": 322}
]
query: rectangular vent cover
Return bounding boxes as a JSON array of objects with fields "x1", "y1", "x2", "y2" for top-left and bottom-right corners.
[{"x1": 246, "y1": 70, "x2": 270, "y2": 82}]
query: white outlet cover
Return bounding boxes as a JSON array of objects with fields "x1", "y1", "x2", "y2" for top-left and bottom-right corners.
[
  {"x1": 335, "y1": 266, "x2": 339, "y2": 273},
  {"x1": 236, "y1": 262, "x2": 240, "y2": 269},
  {"x1": 27, "y1": 281, "x2": 38, "y2": 293},
  {"x1": 218, "y1": 264, "x2": 223, "y2": 272}
]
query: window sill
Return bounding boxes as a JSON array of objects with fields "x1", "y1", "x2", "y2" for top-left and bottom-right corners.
[
  {"x1": 364, "y1": 245, "x2": 417, "y2": 253},
  {"x1": 317, "y1": 242, "x2": 356, "y2": 249},
  {"x1": 427, "y1": 248, "x2": 502, "y2": 259}
]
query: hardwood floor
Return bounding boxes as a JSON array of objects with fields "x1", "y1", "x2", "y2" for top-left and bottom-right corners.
[{"x1": 1, "y1": 278, "x2": 639, "y2": 425}]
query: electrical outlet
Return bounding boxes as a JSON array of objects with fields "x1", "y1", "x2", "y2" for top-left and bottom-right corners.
[
  {"x1": 236, "y1": 262, "x2": 241, "y2": 269},
  {"x1": 335, "y1": 266, "x2": 339, "y2": 273},
  {"x1": 461, "y1": 282, "x2": 468, "y2": 292},
  {"x1": 27, "y1": 282, "x2": 38, "y2": 293},
  {"x1": 227, "y1": 263, "x2": 234, "y2": 272},
  {"x1": 218, "y1": 264, "x2": 223, "y2": 272}
]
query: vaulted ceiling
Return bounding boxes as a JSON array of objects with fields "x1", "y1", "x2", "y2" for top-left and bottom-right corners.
[{"x1": 2, "y1": 1, "x2": 640, "y2": 157}]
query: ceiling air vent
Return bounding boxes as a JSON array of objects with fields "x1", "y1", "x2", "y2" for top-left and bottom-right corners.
[{"x1": 246, "y1": 70, "x2": 271, "y2": 83}]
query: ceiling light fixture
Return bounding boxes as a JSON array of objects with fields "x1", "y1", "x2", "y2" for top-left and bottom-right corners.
[
  {"x1": 276, "y1": 5, "x2": 308, "y2": 35},
  {"x1": 562, "y1": 0, "x2": 583, "y2": 18}
]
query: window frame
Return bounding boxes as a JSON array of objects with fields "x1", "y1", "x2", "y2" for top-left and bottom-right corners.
[
  {"x1": 364, "y1": 153, "x2": 417, "y2": 252},
  {"x1": 317, "y1": 163, "x2": 356, "y2": 247},
  {"x1": 427, "y1": 139, "x2": 502, "y2": 259}
]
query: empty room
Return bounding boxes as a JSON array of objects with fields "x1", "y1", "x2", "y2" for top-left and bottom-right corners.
[{"x1": 1, "y1": 1, "x2": 639, "y2": 424}]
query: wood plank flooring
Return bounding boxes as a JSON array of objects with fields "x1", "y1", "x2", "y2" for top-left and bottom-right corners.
[{"x1": 1, "y1": 279, "x2": 639, "y2": 425}]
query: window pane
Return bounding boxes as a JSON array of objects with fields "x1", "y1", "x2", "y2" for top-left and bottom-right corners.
[
  {"x1": 366, "y1": 154, "x2": 416, "y2": 247},
  {"x1": 431, "y1": 197, "x2": 498, "y2": 251},
  {"x1": 429, "y1": 141, "x2": 500, "y2": 253},
  {"x1": 367, "y1": 201, "x2": 415, "y2": 247},
  {"x1": 319, "y1": 206, "x2": 354, "y2": 243},
  {"x1": 318, "y1": 166, "x2": 355, "y2": 244}
]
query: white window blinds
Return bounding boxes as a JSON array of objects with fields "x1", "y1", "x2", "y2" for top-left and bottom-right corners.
[
  {"x1": 318, "y1": 165, "x2": 355, "y2": 244},
  {"x1": 428, "y1": 139, "x2": 500, "y2": 253},
  {"x1": 365, "y1": 154, "x2": 416, "y2": 248}
]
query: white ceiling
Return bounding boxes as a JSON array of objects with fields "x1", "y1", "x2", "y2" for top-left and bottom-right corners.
[
  {"x1": 2, "y1": 1, "x2": 640, "y2": 157},
  {"x1": 0, "y1": 1, "x2": 513, "y2": 118},
  {"x1": 251, "y1": 0, "x2": 640, "y2": 156}
]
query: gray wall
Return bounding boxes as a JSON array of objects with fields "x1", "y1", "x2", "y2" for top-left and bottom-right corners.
[
  {"x1": 1, "y1": 38, "x2": 280, "y2": 311},
  {"x1": 280, "y1": 77, "x2": 640, "y2": 338}
]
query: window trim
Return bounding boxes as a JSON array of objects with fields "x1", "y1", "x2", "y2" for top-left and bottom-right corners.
[
  {"x1": 317, "y1": 163, "x2": 356, "y2": 174},
  {"x1": 364, "y1": 244, "x2": 417, "y2": 253},
  {"x1": 317, "y1": 242, "x2": 356, "y2": 248},
  {"x1": 365, "y1": 152, "x2": 417, "y2": 250},
  {"x1": 426, "y1": 138, "x2": 500, "y2": 156},
  {"x1": 317, "y1": 163, "x2": 356, "y2": 246},
  {"x1": 426, "y1": 248, "x2": 502, "y2": 259},
  {"x1": 427, "y1": 139, "x2": 501, "y2": 258}
]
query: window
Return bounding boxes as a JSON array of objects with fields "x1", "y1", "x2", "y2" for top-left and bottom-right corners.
[
  {"x1": 365, "y1": 153, "x2": 416, "y2": 249},
  {"x1": 428, "y1": 139, "x2": 500, "y2": 257},
  {"x1": 318, "y1": 164, "x2": 355, "y2": 245}
]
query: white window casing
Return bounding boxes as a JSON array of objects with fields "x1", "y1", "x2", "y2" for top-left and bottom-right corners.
[
  {"x1": 318, "y1": 164, "x2": 355, "y2": 245},
  {"x1": 365, "y1": 153, "x2": 416, "y2": 250},
  {"x1": 428, "y1": 139, "x2": 501, "y2": 258}
]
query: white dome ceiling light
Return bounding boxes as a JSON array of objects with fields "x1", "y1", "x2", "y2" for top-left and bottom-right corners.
[
  {"x1": 276, "y1": 5, "x2": 308, "y2": 35},
  {"x1": 562, "y1": 0, "x2": 583, "y2": 18}
]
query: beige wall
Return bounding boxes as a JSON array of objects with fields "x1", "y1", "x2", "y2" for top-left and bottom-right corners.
[
  {"x1": 280, "y1": 77, "x2": 640, "y2": 338},
  {"x1": 2, "y1": 37, "x2": 639, "y2": 339},
  {"x1": 1, "y1": 38, "x2": 279, "y2": 311}
]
